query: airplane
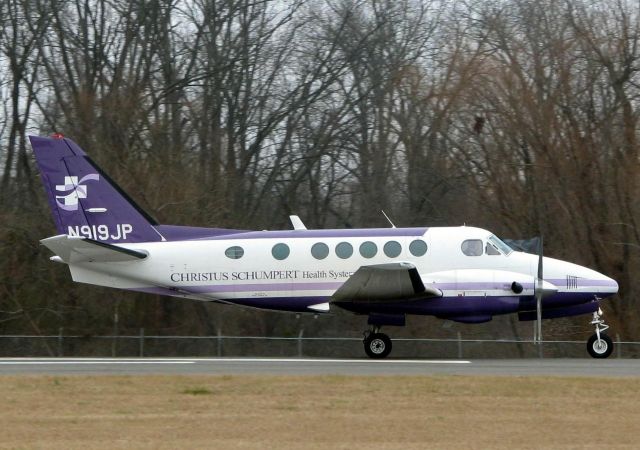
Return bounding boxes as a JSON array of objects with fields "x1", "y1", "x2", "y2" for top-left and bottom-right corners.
[{"x1": 29, "y1": 134, "x2": 619, "y2": 359}]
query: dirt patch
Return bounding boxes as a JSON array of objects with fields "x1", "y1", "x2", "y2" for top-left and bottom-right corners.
[{"x1": 0, "y1": 374, "x2": 638, "y2": 449}]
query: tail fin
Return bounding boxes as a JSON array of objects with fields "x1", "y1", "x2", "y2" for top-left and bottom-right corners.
[{"x1": 29, "y1": 135, "x2": 164, "y2": 243}]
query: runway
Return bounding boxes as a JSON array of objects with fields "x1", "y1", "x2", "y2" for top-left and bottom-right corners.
[{"x1": 0, "y1": 357, "x2": 638, "y2": 376}]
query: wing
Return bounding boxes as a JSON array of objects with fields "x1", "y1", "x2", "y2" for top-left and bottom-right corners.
[
  {"x1": 41, "y1": 234, "x2": 148, "y2": 263},
  {"x1": 331, "y1": 262, "x2": 441, "y2": 303}
]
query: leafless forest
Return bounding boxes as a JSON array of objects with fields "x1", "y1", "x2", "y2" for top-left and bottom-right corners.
[{"x1": 1, "y1": 0, "x2": 639, "y2": 348}]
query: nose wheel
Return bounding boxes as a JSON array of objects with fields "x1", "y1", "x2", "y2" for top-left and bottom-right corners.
[
  {"x1": 363, "y1": 329, "x2": 392, "y2": 359},
  {"x1": 587, "y1": 309, "x2": 613, "y2": 359}
]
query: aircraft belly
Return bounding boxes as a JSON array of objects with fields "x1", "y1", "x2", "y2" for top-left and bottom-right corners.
[
  {"x1": 336, "y1": 295, "x2": 521, "y2": 316},
  {"x1": 518, "y1": 291, "x2": 602, "y2": 310}
]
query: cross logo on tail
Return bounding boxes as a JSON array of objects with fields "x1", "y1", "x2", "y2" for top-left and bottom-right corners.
[{"x1": 55, "y1": 174, "x2": 100, "y2": 211}]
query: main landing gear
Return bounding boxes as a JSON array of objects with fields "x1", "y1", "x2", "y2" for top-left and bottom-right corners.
[
  {"x1": 587, "y1": 309, "x2": 613, "y2": 359},
  {"x1": 363, "y1": 327, "x2": 392, "y2": 359}
]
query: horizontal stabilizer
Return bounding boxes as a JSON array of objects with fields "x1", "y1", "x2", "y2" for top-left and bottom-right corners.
[
  {"x1": 332, "y1": 263, "x2": 441, "y2": 303},
  {"x1": 41, "y1": 234, "x2": 148, "y2": 263}
]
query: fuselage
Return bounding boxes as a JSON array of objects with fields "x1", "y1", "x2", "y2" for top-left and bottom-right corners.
[{"x1": 66, "y1": 225, "x2": 618, "y2": 323}]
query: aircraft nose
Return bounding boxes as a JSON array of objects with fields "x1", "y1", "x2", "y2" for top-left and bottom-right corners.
[
  {"x1": 598, "y1": 273, "x2": 618, "y2": 296},
  {"x1": 547, "y1": 256, "x2": 619, "y2": 297}
]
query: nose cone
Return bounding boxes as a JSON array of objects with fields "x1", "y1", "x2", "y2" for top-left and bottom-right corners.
[
  {"x1": 596, "y1": 273, "x2": 619, "y2": 297},
  {"x1": 541, "y1": 256, "x2": 619, "y2": 298}
]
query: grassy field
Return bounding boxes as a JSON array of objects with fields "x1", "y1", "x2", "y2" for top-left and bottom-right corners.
[{"x1": 1, "y1": 374, "x2": 639, "y2": 449}]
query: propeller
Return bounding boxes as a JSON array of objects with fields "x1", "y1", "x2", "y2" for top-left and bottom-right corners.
[{"x1": 534, "y1": 236, "x2": 543, "y2": 344}]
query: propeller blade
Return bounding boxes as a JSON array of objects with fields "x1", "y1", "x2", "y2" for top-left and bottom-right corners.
[
  {"x1": 537, "y1": 236, "x2": 543, "y2": 281},
  {"x1": 535, "y1": 236, "x2": 543, "y2": 344}
]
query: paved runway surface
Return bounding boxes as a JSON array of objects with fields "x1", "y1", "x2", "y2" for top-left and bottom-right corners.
[{"x1": 0, "y1": 358, "x2": 638, "y2": 376}]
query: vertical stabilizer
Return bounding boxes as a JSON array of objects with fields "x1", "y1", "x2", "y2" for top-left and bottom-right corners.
[{"x1": 30, "y1": 135, "x2": 163, "y2": 243}]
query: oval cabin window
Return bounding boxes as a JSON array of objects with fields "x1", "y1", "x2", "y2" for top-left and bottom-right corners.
[
  {"x1": 335, "y1": 242, "x2": 354, "y2": 259},
  {"x1": 272, "y1": 243, "x2": 290, "y2": 260},
  {"x1": 383, "y1": 241, "x2": 402, "y2": 258},
  {"x1": 409, "y1": 239, "x2": 428, "y2": 257},
  {"x1": 311, "y1": 242, "x2": 329, "y2": 260},
  {"x1": 225, "y1": 246, "x2": 244, "y2": 259},
  {"x1": 359, "y1": 241, "x2": 378, "y2": 258}
]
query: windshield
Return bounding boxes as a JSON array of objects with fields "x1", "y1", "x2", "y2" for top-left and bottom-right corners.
[{"x1": 488, "y1": 234, "x2": 513, "y2": 256}]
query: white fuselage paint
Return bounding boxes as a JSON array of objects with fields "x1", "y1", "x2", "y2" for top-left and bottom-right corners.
[{"x1": 65, "y1": 226, "x2": 618, "y2": 313}]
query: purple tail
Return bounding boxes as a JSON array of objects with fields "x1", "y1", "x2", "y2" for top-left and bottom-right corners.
[{"x1": 30, "y1": 135, "x2": 163, "y2": 243}]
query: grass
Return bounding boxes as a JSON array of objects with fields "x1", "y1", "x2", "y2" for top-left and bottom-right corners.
[
  {"x1": 181, "y1": 386, "x2": 214, "y2": 395},
  {"x1": 0, "y1": 374, "x2": 639, "y2": 449}
]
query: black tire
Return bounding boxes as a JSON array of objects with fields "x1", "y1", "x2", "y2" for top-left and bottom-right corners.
[
  {"x1": 364, "y1": 333, "x2": 392, "y2": 359},
  {"x1": 587, "y1": 333, "x2": 613, "y2": 359}
]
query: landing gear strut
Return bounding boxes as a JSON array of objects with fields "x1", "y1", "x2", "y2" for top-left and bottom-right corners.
[
  {"x1": 587, "y1": 308, "x2": 613, "y2": 359},
  {"x1": 363, "y1": 327, "x2": 392, "y2": 359}
]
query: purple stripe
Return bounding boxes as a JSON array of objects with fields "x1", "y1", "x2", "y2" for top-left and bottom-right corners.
[
  {"x1": 191, "y1": 281, "x2": 343, "y2": 293},
  {"x1": 548, "y1": 278, "x2": 618, "y2": 288},
  {"x1": 433, "y1": 282, "x2": 534, "y2": 290},
  {"x1": 154, "y1": 225, "x2": 428, "y2": 242},
  {"x1": 436, "y1": 279, "x2": 617, "y2": 291},
  {"x1": 156, "y1": 225, "x2": 248, "y2": 241},
  {"x1": 227, "y1": 227, "x2": 428, "y2": 240}
]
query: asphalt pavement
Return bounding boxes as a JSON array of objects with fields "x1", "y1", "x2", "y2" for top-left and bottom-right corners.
[{"x1": 0, "y1": 357, "x2": 638, "y2": 376}]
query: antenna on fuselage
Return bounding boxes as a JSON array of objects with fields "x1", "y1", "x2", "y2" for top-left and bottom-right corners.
[
  {"x1": 381, "y1": 210, "x2": 396, "y2": 228},
  {"x1": 289, "y1": 215, "x2": 307, "y2": 230}
]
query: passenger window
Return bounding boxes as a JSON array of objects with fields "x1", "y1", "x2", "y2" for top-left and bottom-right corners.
[
  {"x1": 409, "y1": 239, "x2": 428, "y2": 257},
  {"x1": 311, "y1": 242, "x2": 329, "y2": 260},
  {"x1": 272, "y1": 243, "x2": 290, "y2": 260},
  {"x1": 225, "y1": 246, "x2": 244, "y2": 259},
  {"x1": 383, "y1": 241, "x2": 402, "y2": 258},
  {"x1": 359, "y1": 241, "x2": 377, "y2": 258},
  {"x1": 486, "y1": 243, "x2": 500, "y2": 255},
  {"x1": 461, "y1": 239, "x2": 483, "y2": 256},
  {"x1": 335, "y1": 242, "x2": 353, "y2": 259}
]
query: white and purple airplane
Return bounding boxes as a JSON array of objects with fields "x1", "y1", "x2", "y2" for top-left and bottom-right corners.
[{"x1": 30, "y1": 134, "x2": 619, "y2": 358}]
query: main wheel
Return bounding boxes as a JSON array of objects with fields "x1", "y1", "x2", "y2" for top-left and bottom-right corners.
[
  {"x1": 587, "y1": 333, "x2": 613, "y2": 359},
  {"x1": 364, "y1": 333, "x2": 392, "y2": 359}
]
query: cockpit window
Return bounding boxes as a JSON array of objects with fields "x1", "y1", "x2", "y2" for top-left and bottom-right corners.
[
  {"x1": 461, "y1": 239, "x2": 483, "y2": 256},
  {"x1": 488, "y1": 234, "x2": 513, "y2": 256},
  {"x1": 486, "y1": 243, "x2": 501, "y2": 255}
]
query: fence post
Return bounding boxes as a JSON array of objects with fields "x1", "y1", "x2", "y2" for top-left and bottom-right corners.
[
  {"x1": 58, "y1": 327, "x2": 63, "y2": 357},
  {"x1": 457, "y1": 332, "x2": 462, "y2": 359},
  {"x1": 298, "y1": 328, "x2": 304, "y2": 357},
  {"x1": 139, "y1": 328, "x2": 145, "y2": 357},
  {"x1": 616, "y1": 333, "x2": 621, "y2": 359},
  {"x1": 217, "y1": 328, "x2": 222, "y2": 357},
  {"x1": 111, "y1": 301, "x2": 119, "y2": 357},
  {"x1": 538, "y1": 341, "x2": 544, "y2": 359}
]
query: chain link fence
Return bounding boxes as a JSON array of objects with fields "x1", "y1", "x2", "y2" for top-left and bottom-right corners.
[{"x1": 1, "y1": 330, "x2": 639, "y2": 358}]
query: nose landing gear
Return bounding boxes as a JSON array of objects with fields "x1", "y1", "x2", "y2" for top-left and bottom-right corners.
[
  {"x1": 587, "y1": 309, "x2": 613, "y2": 359},
  {"x1": 363, "y1": 327, "x2": 392, "y2": 359}
]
